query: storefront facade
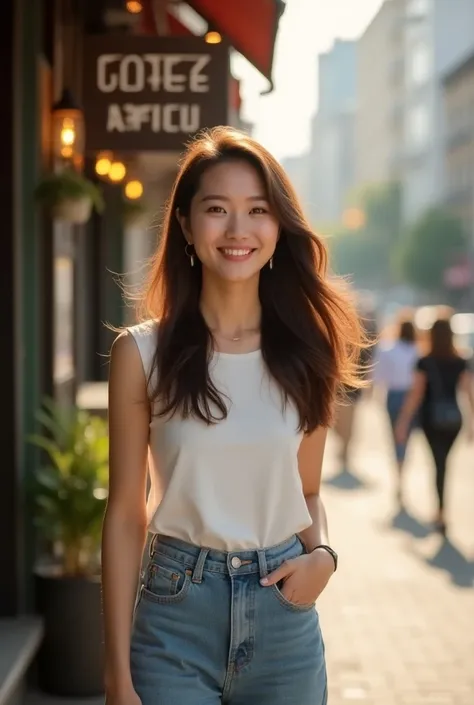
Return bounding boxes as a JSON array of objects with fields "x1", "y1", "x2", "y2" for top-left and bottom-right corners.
[{"x1": 1, "y1": 0, "x2": 284, "y2": 622}]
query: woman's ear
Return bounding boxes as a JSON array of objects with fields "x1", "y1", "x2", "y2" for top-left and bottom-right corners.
[{"x1": 176, "y1": 208, "x2": 192, "y2": 244}]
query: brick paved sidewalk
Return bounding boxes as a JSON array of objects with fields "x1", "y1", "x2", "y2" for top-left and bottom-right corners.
[{"x1": 319, "y1": 397, "x2": 474, "y2": 705}]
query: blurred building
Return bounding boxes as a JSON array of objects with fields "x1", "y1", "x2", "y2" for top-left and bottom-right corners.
[
  {"x1": 352, "y1": 0, "x2": 474, "y2": 226},
  {"x1": 443, "y1": 50, "x2": 474, "y2": 244},
  {"x1": 401, "y1": 0, "x2": 474, "y2": 222},
  {"x1": 280, "y1": 153, "x2": 312, "y2": 217},
  {"x1": 307, "y1": 39, "x2": 357, "y2": 224},
  {"x1": 318, "y1": 39, "x2": 357, "y2": 118},
  {"x1": 355, "y1": 0, "x2": 405, "y2": 186}
]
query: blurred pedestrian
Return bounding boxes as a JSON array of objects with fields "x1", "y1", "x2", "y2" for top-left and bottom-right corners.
[
  {"x1": 333, "y1": 387, "x2": 360, "y2": 471},
  {"x1": 373, "y1": 316, "x2": 419, "y2": 503},
  {"x1": 333, "y1": 311, "x2": 376, "y2": 471},
  {"x1": 102, "y1": 126, "x2": 367, "y2": 705},
  {"x1": 396, "y1": 317, "x2": 474, "y2": 534}
]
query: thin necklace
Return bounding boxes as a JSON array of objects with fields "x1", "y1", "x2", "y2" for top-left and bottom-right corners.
[{"x1": 211, "y1": 328, "x2": 260, "y2": 343}]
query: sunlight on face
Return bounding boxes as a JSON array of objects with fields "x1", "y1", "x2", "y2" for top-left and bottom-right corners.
[{"x1": 182, "y1": 160, "x2": 279, "y2": 284}]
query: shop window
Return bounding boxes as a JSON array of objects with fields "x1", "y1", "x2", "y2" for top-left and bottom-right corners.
[
  {"x1": 408, "y1": 43, "x2": 431, "y2": 85},
  {"x1": 406, "y1": 0, "x2": 430, "y2": 18},
  {"x1": 406, "y1": 102, "x2": 430, "y2": 148}
]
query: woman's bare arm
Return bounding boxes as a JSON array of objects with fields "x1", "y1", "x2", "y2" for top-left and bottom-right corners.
[
  {"x1": 102, "y1": 332, "x2": 150, "y2": 694},
  {"x1": 261, "y1": 425, "x2": 335, "y2": 602},
  {"x1": 397, "y1": 370, "x2": 426, "y2": 430},
  {"x1": 459, "y1": 369, "x2": 474, "y2": 431},
  {"x1": 297, "y1": 426, "x2": 330, "y2": 551}
]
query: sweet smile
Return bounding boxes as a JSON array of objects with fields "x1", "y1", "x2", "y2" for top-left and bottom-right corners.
[
  {"x1": 219, "y1": 247, "x2": 255, "y2": 262},
  {"x1": 218, "y1": 247, "x2": 256, "y2": 261}
]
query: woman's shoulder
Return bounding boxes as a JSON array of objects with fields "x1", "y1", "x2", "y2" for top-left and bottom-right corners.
[
  {"x1": 375, "y1": 340, "x2": 396, "y2": 357},
  {"x1": 415, "y1": 354, "x2": 428, "y2": 370},
  {"x1": 378, "y1": 340, "x2": 413, "y2": 357},
  {"x1": 124, "y1": 319, "x2": 159, "y2": 379},
  {"x1": 418, "y1": 353, "x2": 467, "y2": 369},
  {"x1": 127, "y1": 318, "x2": 159, "y2": 344},
  {"x1": 452, "y1": 354, "x2": 468, "y2": 371}
]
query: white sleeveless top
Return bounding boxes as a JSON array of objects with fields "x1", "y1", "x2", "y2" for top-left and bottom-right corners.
[{"x1": 129, "y1": 320, "x2": 312, "y2": 551}]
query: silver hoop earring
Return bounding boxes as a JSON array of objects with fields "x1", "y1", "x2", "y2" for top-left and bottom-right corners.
[
  {"x1": 269, "y1": 257, "x2": 273, "y2": 270},
  {"x1": 184, "y1": 243, "x2": 195, "y2": 267}
]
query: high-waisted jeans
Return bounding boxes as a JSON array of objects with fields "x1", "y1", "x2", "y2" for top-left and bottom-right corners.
[{"x1": 131, "y1": 533, "x2": 328, "y2": 704}]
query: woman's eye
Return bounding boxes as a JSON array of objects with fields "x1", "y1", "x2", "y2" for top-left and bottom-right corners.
[
  {"x1": 207, "y1": 206, "x2": 225, "y2": 213},
  {"x1": 251, "y1": 207, "x2": 267, "y2": 215}
]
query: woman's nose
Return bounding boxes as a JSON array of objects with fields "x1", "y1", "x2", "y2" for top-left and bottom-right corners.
[{"x1": 225, "y1": 214, "x2": 249, "y2": 240}]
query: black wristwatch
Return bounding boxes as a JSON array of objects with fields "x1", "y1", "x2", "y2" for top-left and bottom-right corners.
[{"x1": 313, "y1": 544, "x2": 338, "y2": 572}]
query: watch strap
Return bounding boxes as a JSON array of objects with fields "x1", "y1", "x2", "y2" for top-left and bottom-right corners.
[{"x1": 313, "y1": 544, "x2": 338, "y2": 572}]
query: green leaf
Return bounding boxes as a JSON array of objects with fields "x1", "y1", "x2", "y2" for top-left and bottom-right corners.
[
  {"x1": 35, "y1": 170, "x2": 104, "y2": 213},
  {"x1": 27, "y1": 398, "x2": 109, "y2": 576}
]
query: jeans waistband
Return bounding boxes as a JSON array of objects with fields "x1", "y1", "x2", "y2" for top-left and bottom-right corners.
[{"x1": 148, "y1": 534, "x2": 305, "y2": 584}]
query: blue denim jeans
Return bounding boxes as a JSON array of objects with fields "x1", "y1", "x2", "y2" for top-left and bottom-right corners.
[
  {"x1": 131, "y1": 533, "x2": 328, "y2": 704},
  {"x1": 386, "y1": 389, "x2": 418, "y2": 462}
]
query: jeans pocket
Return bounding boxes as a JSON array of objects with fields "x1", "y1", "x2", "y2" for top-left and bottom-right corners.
[
  {"x1": 271, "y1": 580, "x2": 315, "y2": 613},
  {"x1": 142, "y1": 555, "x2": 192, "y2": 605}
]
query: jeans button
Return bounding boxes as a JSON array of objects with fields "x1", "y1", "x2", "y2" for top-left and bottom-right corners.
[{"x1": 231, "y1": 556, "x2": 242, "y2": 569}]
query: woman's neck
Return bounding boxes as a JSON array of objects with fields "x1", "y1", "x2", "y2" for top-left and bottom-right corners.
[{"x1": 199, "y1": 276, "x2": 261, "y2": 339}]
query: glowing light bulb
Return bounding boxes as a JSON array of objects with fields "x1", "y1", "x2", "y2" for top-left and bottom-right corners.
[
  {"x1": 205, "y1": 30, "x2": 222, "y2": 44},
  {"x1": 95, "y1": 157, "x2": 112, "y2": 176},
  {"x1": 109, "y1": 162, "x2": 126, "y2": 182},
  {"x1": 125, "y1": 180, "x2": 144, "y2": 200},
  {"x1": 126, "y1": 0, "x2": 143, "y2": 13}
]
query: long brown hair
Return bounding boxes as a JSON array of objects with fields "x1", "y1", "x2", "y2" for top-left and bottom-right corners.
[
  {"x1": 138, "y1": 126, "x2": 366, "y2": 433},
  {"x1": 398, "y1": 319, "x2": 416, "y2": 344},
  {"x1": 429, "y1": 318, "x2": 457, "y2": 358}
]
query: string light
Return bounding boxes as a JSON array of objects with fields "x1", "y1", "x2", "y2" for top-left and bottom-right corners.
[
  {"x1": 109, "y1": 162, "x2": 127, "y2": 183},
  {"x1": 205, "y1": 30, "x2": 222, "y2": 44},
  {"x1": 95, "y1": 152, "x2": 113, "y2": 177},
  {"x1": 126, "y1": 1, "x2": 143, "y2": 13},
  {"x1": 125, "y1": 180, "x2": 144, "y2": 200}
]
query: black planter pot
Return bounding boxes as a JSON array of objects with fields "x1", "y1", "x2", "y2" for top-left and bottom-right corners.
[{"x1": 35, "y1": 571, "x2": 104, "y2": 697}]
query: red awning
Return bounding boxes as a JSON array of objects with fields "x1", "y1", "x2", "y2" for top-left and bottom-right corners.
[
  {"x1": 139, "y1": 2, "x2": 242, "y2": 111},
  {"x1": 140, "y1": 1, "x2": 284, "y2": 90},
  {"x1": 187, "y1": 0, "x2": 284, "y2": 89},
  {"x1": 140, "y1": 3, "x2": 195, "y2": 36}
]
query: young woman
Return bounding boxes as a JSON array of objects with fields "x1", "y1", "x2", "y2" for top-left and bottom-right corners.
[
  {"x1": 102, "y1": 126, "x2": 365, "y2": 705},
  {"x1": 373, "y1": 316, "x2": 419, "y2": 502},
  {"x1": 396, "y1": 317, "x2": 474, "y2": 533}
]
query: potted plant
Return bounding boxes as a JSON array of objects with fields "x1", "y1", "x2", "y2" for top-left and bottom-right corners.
[
  {"x1": 122, "y1": 198, "x2": 150, "y2": 229},
  {"x1": 28, "y1": 398, "x2": 108, "y2": 696},
  {"x1": 35, "y1": 169, "x2": 105, "y2": 224}
]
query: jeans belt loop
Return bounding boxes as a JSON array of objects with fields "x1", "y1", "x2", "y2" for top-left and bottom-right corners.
[
  {"x1": 257, "y1": 549, "x2": 268, "y2": 580},
  {"x1": 192, "y1": 548, "x2": 209, "y2": 583}
]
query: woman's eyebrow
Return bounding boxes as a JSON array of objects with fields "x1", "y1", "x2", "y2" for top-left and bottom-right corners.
[{"x1": 199, "y1": 194, "x2": 268, "y2": 202}]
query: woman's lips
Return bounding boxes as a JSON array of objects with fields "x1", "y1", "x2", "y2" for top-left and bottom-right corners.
[{"x1": 218, "y1": 247, "x2": 255, "y2": 262}]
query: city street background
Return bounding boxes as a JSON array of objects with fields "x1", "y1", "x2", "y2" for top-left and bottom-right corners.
[
  {"x1": 320, "y1": 397, "x2": 473, "y2": 705},
  {"x1": 2, "y1": 1, "x2": 474, "y2": 704}
]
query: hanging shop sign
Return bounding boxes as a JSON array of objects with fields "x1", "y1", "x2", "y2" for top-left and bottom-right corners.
[{"x1": 82, "y1": 36, "x2": 229, "y2": 152}]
